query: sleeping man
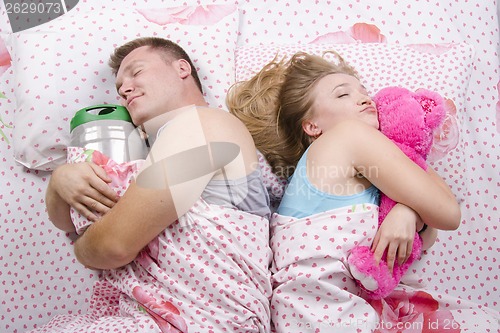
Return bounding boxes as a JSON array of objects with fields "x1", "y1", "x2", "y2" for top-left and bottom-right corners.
[{"x1": 41, "y1": 37, "x2": 273, "y2": 333}]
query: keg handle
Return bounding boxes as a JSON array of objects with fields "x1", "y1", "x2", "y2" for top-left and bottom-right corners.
[{"x1": 84, "y1": 105, "x2": 118, "y2": 116}]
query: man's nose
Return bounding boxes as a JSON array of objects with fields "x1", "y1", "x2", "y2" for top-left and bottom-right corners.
[{"x1": 119, "y1": 82, "x2": 133, "y2": 98}]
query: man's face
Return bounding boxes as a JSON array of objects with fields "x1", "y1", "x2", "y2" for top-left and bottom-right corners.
[{"x1": 115, "y1": 46, "x2": 183, "y2": 125}]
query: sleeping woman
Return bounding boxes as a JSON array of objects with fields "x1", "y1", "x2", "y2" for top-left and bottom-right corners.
[{"x1": 227, "y1": 51, "x2": 499, "y2": 332}]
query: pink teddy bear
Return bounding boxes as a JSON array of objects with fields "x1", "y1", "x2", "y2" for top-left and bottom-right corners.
[{"x1": 348, "y1": 86, "x2": 446, "y2": 299}]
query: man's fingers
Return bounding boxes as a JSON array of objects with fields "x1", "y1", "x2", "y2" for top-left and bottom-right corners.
[
  {"x1": 73, "y1": 203, "x2": 98, "y2": 222},
  {"x1": 91, "y1": 191, "x2": 116, "y2": 210},
  {"x1": 84, "y1": 194, "x2": 114, "y2": 215},
  {"x1": 89, "y1": 163, "x2": 112, "y2": 183},
  {"x1": 88, "y1": 180, "x2": 118, "y2": 203}
]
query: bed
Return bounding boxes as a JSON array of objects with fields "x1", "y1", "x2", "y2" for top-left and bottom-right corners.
[{"x1": 0, "y1": 0, "x2": 498, "y2": 332}]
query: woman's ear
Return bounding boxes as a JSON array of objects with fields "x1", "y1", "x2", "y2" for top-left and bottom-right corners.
[
  {"x1": 176, "y1": 59, "x2": 191, "y2": 79},
  {"x1": 302, "y1": 120, "x2": 322, "y2": 138}
]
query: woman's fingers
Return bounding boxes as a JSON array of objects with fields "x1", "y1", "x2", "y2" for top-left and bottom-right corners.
[
  {"x1": 385, "y1": 241, "x2": 399, "y2": 273},
  {"x1": 372, "y1": 237, "x2": 413, "y2": 273},
  {"x1": 372, "y1": 236, "x2": 388, "y2": 265},
  {"x1": 402, "y1": 240, "x2": 413, "y2": 265}
]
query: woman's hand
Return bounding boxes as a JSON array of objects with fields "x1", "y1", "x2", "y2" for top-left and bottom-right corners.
[
  {"x1": 371, "y1": 203, "x2": 420, "y2": 273},
  {"x1": 47, "y1": 163, "x2": 119, "y2": 226}
]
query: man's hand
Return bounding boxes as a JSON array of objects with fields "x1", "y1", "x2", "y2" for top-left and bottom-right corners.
[{"x1": 47, "y1": 163, "x2": 119, "y2": 230}]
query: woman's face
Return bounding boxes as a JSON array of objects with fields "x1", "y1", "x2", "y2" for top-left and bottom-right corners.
[{"x1": 303, "y1": 73, "x2": 379, "y2": 136}]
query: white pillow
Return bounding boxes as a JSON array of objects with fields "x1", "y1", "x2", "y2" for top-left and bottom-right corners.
[
  {"x1": 7, "y1": 4, "x2": 239, "y2": 171},
  {"x1": 235, "y1": 42, "x2": 475, "y2": 201}
]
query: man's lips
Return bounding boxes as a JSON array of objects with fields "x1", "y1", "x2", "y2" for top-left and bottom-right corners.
[{"x1": 127, "y1": 95, "x2": 140, "y2": 106}]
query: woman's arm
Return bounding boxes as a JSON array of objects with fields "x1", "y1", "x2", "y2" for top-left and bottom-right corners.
[
  {"x1": 46, "y1": 163, "x2": 118, "y2": 232},
  {"x1": 415, "y1": 217, "x2": 438, "y2": 251},
  {"x1": 371, "y1": 203, "x2": 418, "y2": 271},
  {"x1": 419, "y1": 225, "x2": 438, "y2": 251},
  {"x1": 371, "y1": 203, "x2": 438, "y2": 271},
  {"x1": 340, "y1": 120, "x2": 461, "y2": 231}
]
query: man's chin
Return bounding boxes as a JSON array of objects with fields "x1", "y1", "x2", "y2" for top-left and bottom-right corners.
[{"x1": 131, "y1": 114, "x2": 146, "y2": 127}]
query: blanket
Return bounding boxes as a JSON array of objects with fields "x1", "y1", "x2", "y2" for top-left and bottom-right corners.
[
  {"x1": 30, "y1": 198, "x2": 273, "y2": 333},
  {"x1": 270, "y1": 204, "x2": 500, "y2": 332},
  {"x1": 29, "y1": 148, "x2": 273, "y2": 333},
  {"x1": 66, "y1": 146, "x2": 146, "y2": 234}
]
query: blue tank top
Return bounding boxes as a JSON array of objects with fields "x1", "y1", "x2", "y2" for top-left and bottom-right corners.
[{"x1": 277, "y1": 148, "x2": 379, "y2": 218}]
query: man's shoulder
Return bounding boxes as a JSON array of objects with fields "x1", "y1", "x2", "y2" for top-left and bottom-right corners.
[
  {"x1": 197, "y1": 106, "x2": 244, "y2": 127},
  {"x1": 196, "y1": 106, "x2": 230, "y2": 117}
]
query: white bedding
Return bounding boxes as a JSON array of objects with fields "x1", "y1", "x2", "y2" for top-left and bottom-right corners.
[{"x1": 0, "y1": 1, "x2": 498, "y2": 332}]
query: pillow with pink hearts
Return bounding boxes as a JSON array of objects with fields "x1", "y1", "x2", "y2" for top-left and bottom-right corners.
[
  {"x1": 6, "y1": 4, "x2": 239, "y2": 171},
  {"x1": 235, "y1": 42, "x2": 475, "y2": 202}
]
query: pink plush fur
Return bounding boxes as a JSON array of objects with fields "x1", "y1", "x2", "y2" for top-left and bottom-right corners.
[{"x1": 347, "y1": 86, "x2": 446, "y2": 299}]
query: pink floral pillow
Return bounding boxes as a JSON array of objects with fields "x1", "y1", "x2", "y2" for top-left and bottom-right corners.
[
  {"x1": 0, "y1": 39, "x2": 10, "y2": 77},
  {"x1": 0, "y1": 38, "x2": 11, "y2": 143},
  {"x1": 6, "y1": 4, "x2": 239, "y2": 171},
  {"x1": 236, "y1": 42, "x2": 474, "y2": 201}
]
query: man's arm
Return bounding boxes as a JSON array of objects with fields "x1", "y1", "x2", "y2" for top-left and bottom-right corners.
[
  {"x1": 72, "y1": 173, "x2": 214, "y2": 269},
  {"x1": 72, "y1": 106, "x2": 257, "y2": 269},
  {"x1": 73, "y1": 107, "x2": 216, "y2": 269}
]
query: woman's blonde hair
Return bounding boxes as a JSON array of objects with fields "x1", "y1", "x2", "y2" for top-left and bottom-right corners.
[{"x1": 227, "y1": 51, "x2": 358, "y2": 178}]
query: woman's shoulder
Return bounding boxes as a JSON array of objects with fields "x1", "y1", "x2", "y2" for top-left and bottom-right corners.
[{"x1": 309, "y1": 120, "x2": 381, "y2": 162}]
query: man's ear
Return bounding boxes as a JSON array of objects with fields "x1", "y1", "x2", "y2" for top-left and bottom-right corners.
[
  {"x1": 302, "y1": 119, "x2": 322, "y2": 138},
  {"x1": 176, "y1": 59, "x2": 191, "y2": 79}
]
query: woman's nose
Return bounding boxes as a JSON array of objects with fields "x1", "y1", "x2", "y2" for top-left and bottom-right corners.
[{"x1": 358, "y1": 95, "x2": 372, "y2": 105}]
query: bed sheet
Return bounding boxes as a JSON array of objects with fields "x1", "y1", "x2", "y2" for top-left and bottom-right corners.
[{"x1": 0, "y1": 1, "x2": 498, "y2": 332}]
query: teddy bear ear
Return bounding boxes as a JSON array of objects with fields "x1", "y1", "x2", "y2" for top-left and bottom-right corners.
[
  {"x1": 373, "y1": 86, "x2": 411, "y2": 105},
  {"x1": 414, "y1": 89, "x2": 446, "y2": 129}
]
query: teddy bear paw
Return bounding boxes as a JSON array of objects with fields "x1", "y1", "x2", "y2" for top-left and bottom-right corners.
[{"x1": 350, "y1": 265, "x2": 379, "y2": 291}]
